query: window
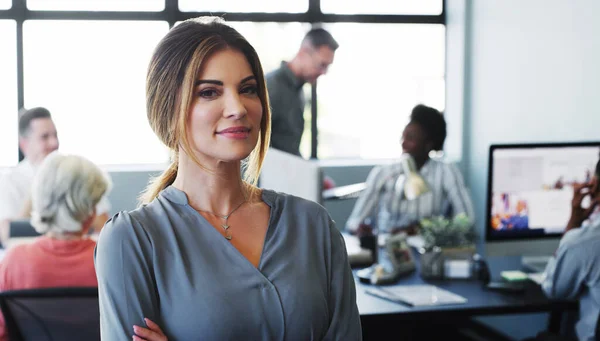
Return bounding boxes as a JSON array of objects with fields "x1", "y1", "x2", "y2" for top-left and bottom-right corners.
[
  {"x1": 230, "y1": 22, "x2": 310, "y2": 73},
  {"x1": 317, "y1": 23, "x2": 445, "y2": 159},
  {"x1": 227, "y1": 22, "x2": 314, "y2": 158},
  {"x1": 27, "y1": 0, "x2": 164, "y2": 11},
  {"x1": 321, "y1": 0, "x2": 443, "y2": 15},
  {"x1": 179, "y1": 0, "x2": 307, "y2": 13},
  {"x1": 23, "y1": 20, "x2": 170, "y2": 165},
  {"x1": 6, "y1": 1, "x2": 445, "y2": 165},
  {"x1": 0, "y1": 20, "x2": 17, "y2": 167}
]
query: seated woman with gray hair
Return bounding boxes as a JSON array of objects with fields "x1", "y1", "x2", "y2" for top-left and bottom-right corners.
[
  {"x1": 0, "y1": 152, "x2": 111, "y2": 287},
  {"x1": 0, "y1": 152, "x2": 110, "y2": 339}
]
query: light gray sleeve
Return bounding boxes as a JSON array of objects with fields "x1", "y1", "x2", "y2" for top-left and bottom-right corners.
[
  {"x1": 323, "y1": 216, "x2": 363, "y2": 340},
  {"x1": 345, "y1": 166, "x2": 385, "y2": 232},
  {"x1": 0, "y1": 175, "x2": 22, "y2": 221},
  {"x1": 94, "y1": 211, "x2": 162, "y2": 341},
  {"x1": 442, "y1": 163, "x2": 475, "y2": 221},
  {"x1": 542, "y1": 231, "x2": 586, "y2": 300}
]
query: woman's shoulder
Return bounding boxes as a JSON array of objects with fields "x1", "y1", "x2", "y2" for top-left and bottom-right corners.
[
  {"x1": 0, "y1": 241, "x2": 34, "y2": 265},
  {"x1": 262, "y1": 189, "x2": 328, "y2": 218},
  {"x1": 98, "y1": 202, "x2": 165, "y2": 246},
  {"x1": 430, "y1": 157, "x2": 458, "y2": 168}
]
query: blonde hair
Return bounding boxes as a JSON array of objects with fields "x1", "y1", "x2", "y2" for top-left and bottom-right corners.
[
  {"x1": 30, "y1": 152, "x2": 111, "y2": 234},
  {"x1": 140, "y1": 16, "x2": 271, "y2": 204}
]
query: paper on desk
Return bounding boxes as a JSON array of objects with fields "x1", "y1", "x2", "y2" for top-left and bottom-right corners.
[
  {"x1": 366, "y1": 285, "x2": 467, "y2": 307},
  {"x1": 378, "y1": 234, "x2": 425, "y2": 249},
  {"x1": 527, "y1": 272, "x2": 546, "y2": 285}
]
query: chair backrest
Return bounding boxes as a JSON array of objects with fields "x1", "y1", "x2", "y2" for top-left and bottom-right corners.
[
  {"x1": 8, "y1": 220, "x2": 40, "y2": 238},
  {"x1": 0, "y1": 287, "x2": 99, "y2": 341},
  {"x1": 596, "y1": 310, "x2": 600, "y2": 341}
]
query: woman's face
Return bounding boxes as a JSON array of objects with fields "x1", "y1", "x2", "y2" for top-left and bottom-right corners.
[
  {"x1": 401, "y1": 122, "x2": 431, "y2": 160},
  {"x1": 186, "y1": 48, "x2": 263, "y2": 165}
]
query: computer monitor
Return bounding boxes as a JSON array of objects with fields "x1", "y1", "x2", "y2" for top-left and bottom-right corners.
[
  {"x1": 9, "y1": 220, "x2": 40, "y2": 238},
  {"x1": 485, "y1": 142, "x2": 600, "y2": 259},
  {"x1": 259, "y1": 148, "x2": 323, "y2": 205}
]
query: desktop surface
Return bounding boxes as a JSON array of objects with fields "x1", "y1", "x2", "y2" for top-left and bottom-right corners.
[
  {"x1": 356, "y1": 255, "x2": 570, "y2": 318},
  {"x1": 354, "y1": 247, "x2": 577, "y2": 339}
]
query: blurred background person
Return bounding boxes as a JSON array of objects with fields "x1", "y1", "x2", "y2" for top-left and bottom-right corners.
[
  {"x1": 0, "y1": 107, "x2": 59, "y2": 244},
  {"x1": 540, "y1": 159, "x2": 600, "y2": 341},
  {"x1": 0, "y1": 152, "x2": 111, "y2": 341},
  {"x1": 266, "y1": 28, "x2": 338, "y2": 157},
  {"x1": 0, "y1": 107, "x2": 111, "y2": 245},
  {"x1": 346, "y1": 104, "x2": 474, "y2": 235},
  {"x1": 265, "y1": 28, "x2": 338, "y2": 190}
]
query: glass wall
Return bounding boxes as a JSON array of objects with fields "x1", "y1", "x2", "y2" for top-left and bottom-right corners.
[
  {"x1": 0, "y1": 0, "x2": 444, "y2": 165},
  {"x1": 0, "y1": 20, "x2": 17, "y2": 166}
]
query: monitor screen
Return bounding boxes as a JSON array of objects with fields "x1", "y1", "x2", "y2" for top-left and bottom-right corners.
[{"x1": 486, "y1": 142, "x2": 600, "y2": 241}]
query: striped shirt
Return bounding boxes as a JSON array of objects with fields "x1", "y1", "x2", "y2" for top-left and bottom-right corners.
[{"x1": 346, "y1": 158, "x2": 475, "y2": 232}]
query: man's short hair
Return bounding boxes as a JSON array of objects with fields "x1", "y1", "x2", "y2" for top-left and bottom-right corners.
[
  {"x1": 595, "y1": 158, "x2": 600, "y2": 178},
  {"x1": 18, "y1": 107, "x2": 52, "y2": 137},
  {"x1": 302, "y1": 28, "x2": 339, "y2": 51},
  {"x1": 409, "y1": 104, "x2": 447, "y2": 151}
]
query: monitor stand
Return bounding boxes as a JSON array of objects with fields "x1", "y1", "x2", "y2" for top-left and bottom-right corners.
[{"x1": 485, "y1": 239, "x2": 559, "y2": 264}]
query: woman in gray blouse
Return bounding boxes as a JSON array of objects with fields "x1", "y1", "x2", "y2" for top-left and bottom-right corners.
[{"x1": 94, "y1": 16, "x2": 362, "y2": 341}]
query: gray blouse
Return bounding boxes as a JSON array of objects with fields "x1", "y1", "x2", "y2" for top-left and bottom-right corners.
[{"x1": 94, "y1": 186, "x2": 362, "y2": 340}]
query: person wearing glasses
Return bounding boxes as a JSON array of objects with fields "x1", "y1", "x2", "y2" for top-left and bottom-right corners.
[{"x1": 265, "y1": 28, "x2": 338, "y2": 157}]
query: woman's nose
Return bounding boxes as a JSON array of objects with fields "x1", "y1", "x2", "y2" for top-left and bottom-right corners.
[{"x1": 224, "y1": 92, "x2": 247, "y2": 119}]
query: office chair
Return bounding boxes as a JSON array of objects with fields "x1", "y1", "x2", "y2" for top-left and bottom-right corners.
[
  {"x1": 518, "y1": 309, "x2": 600, "y2": 341},
  {"x1": 8, "y1": 220, "x2": 40, "y2": 238},
  {"x1": 0, "y1": 287, "x2": 99, "y2": 341}
]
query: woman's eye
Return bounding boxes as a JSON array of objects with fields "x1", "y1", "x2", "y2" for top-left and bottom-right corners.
[
  {"x1": 241, "y1": 85, "x2": 258, "y2": 95},
  {"x1": 198, "y1": 89, "x2": 218, "y2": 98}
]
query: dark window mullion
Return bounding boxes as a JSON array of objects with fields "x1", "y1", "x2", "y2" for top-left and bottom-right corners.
[
  {"x1": 165, "y1": 0, "x2": 178, "y2": 28},
  {"x1": 15, "y1": 0, "x2": 24, "y2": 161},
  {"x1": 309, "y1": 0, "x2": 320, "y2": 159}
]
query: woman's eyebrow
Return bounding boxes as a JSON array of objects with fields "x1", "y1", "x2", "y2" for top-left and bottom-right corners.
[
  {"x1": 194, "y1": 76, "x2": 256, "y2": 86},
  {"x1": 240, "y1": 75, "x2": 256, "y2": 84},
  {"x1": 195, "y1": 79, "x2": 222, "y2": 86}
]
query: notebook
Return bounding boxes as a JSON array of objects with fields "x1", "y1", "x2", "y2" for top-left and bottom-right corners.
[{"x1": 365, "y1": 285, "x2": 468, "y2": 307}]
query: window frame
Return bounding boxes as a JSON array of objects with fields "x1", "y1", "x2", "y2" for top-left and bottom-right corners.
[{"x1": 0, "y1": 0, "x2": 445, "y2": 163}]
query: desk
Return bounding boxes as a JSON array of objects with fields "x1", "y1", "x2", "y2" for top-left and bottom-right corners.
[{"x1": 354, "y1": 254, "x2": 577, "y2": 340}]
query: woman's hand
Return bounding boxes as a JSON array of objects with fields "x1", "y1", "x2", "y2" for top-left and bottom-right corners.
[
  {"x1": 133, "y1": 318, "x2": 168, "y2": 341},
  {"x1": 566, "y1": 182, "x2": 598, "y2": 232}
]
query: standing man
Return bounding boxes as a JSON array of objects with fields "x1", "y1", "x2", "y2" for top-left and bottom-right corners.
[
  {"x1": 266, "y1": 28, "x2": 339, "y2": 157},
  {"x1": 0, "y1": 107, "x2": 59, "y2": 243}
]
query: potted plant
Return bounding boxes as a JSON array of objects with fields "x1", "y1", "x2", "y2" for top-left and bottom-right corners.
[{"x1": 419, "y1": 214, "x2": 477, "y2": 279}]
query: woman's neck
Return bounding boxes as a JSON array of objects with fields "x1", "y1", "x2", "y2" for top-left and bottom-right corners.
[
  {"x1": 46, "y1": 231, "x2": 85, "y2": 240},
  {"x1": 414, "y1": 156, "x2": 429, "y2": 171},
  {"x1": 172, "y1": 154, "x2": 250, "y2": 215}
]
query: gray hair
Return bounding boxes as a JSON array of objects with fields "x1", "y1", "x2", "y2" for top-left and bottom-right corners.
[{"x1": 31, "y1": 152, "x2": 111, "y2": 234}]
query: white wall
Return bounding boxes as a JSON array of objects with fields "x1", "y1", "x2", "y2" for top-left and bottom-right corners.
[
  {"x1": 452, "y1": 1, "x2": 600, "y2": 338},
  {"x1": 463, "y1": 0, "x2": 600, "y2": 236}
]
